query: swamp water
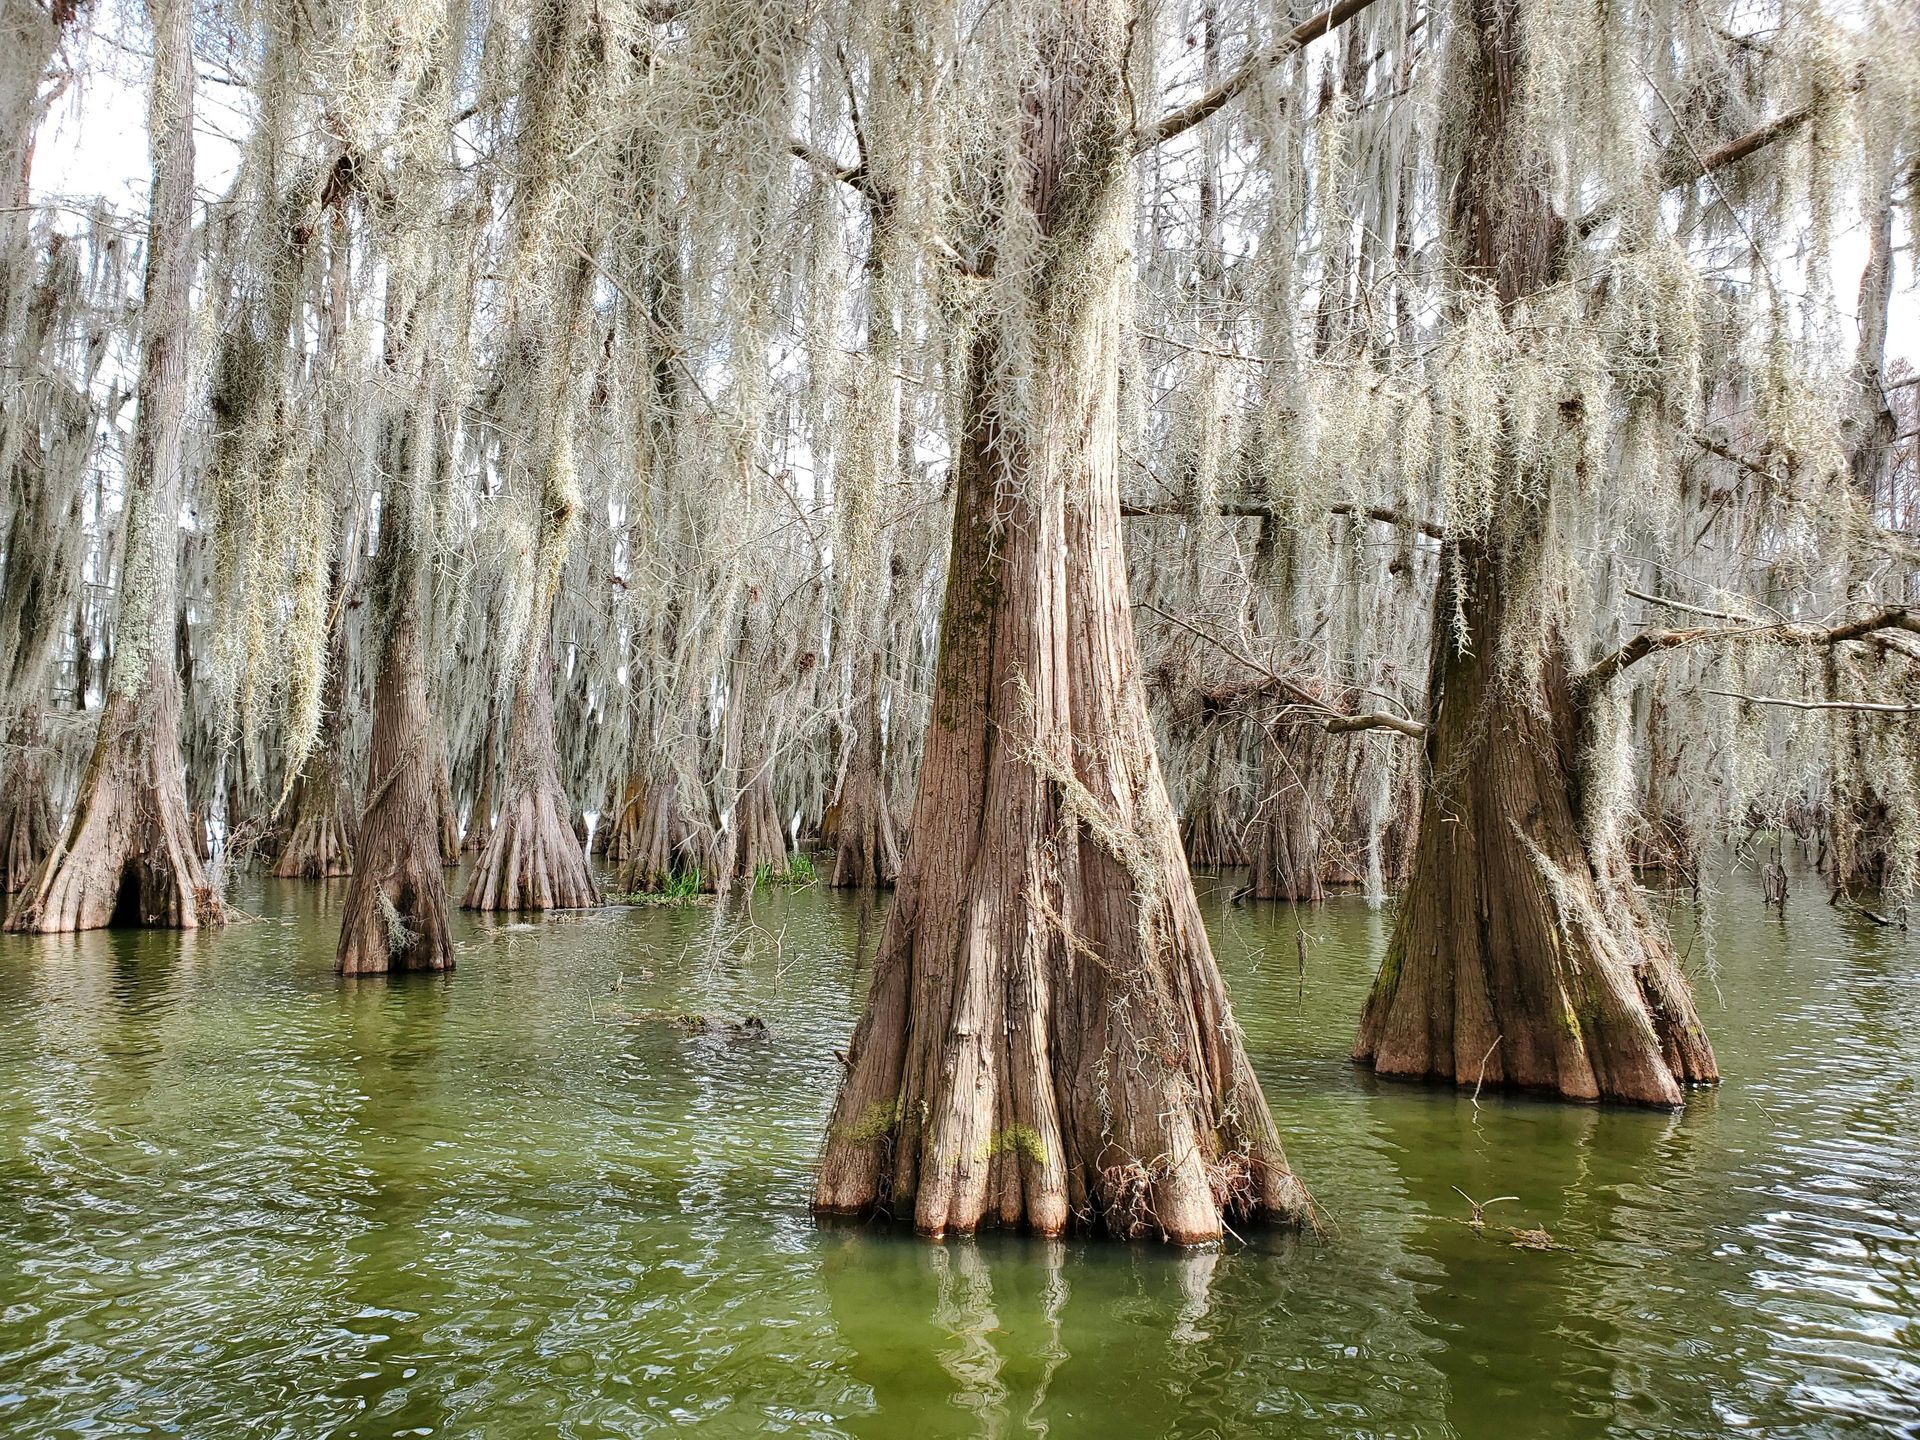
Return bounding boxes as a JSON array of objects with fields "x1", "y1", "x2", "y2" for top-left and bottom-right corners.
[{"x1": 0, "y1": 867, "x2": 1915, "y2": 1438}]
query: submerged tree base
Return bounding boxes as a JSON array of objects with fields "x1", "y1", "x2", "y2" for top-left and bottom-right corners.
[
  {"x1": 273, "y1": 769, "x2": 356, "y2": 879},
  {"x1": 6, "y1": 692, "x2": 216, "y2": 933},
  {"x1": 462, "y1": 784, "x2": 598, "y2": 911}
]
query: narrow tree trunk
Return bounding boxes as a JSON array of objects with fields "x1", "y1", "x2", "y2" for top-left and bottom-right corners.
[
  {"x1": 273, "y1": 584, "x2": 358, "y2": 878},
  {"x1": 462, "y1": 709, "x2": 496, "y2": 852},
  {"x1": 1245, "y1": 719, "x2": 1328, "y2": 903},
  {"x1": 816, "y1": 0, "x2": 1306, "y2": 1243},
  {"x1": 7, "y1": 0, "x2": 216, "y2": 934},
  {"x1": 830, "y1": 652, "x2": 899, "y2": 888},
  {"x1": 433, "y1": 733, "x2": 461, "y2": 865},
  {"x1": 461, "y1": 629, "x2": 598, "y2": 910},
  {"x1": 1353, "y1": 0, "x2": 1715, "y2": 1105}
]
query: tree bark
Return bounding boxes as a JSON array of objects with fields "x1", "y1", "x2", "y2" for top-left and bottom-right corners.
[
  {"x1": 7, "y1": 0, "x2": 216, "y2": 934},
  {"x1": 334, "y1": 71, "x2": 458, "y2": 973},
  {"x1": 336, "y1": 583, "x2": 453, "y2": 973},
  {"x1": 461, "y1": 706, "x2": 497, "y2": 852},
  {"x1": 1353, "y1": 0, "x2": 1716, "y2": 1104},
  {"x1": 0, "y1": 719, "x2": 55, "y2": 893},
  {"x1": 461, "y1": 628, "x2": 598, "y2": 910},
  {"x1": 830, "y1": 651, "x2": 900, "y2": 888},
  {"x1": 1245, "y1": 719, "x2": 1329, "y2": 903},
  {"x1": 816, "y1": 0, "x2": 1307, "y2": 1243},
  {"x1": 272, "y1": 734, "x2": 357, "y2": 879},
  {"x1": 610, "y1": 770, "x2": 706, "y2": 892}
]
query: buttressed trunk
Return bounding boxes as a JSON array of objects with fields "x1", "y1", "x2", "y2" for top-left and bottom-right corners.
[
  {"x1": 461, "y1": 629, "x2": 597, "y2": 910},
  {"x1": 7, "y1": 0, "x2": 215, "y2": 934},
  {"x1": 273, "y1": 600, "x2": 357, "y2": 879},
  {"x1": 1352, "y1": 0, "x2": 1716, "y2": 1105},
  {"x1": 815, "y1": 0, "x2": 1307, "y2": 1244}
]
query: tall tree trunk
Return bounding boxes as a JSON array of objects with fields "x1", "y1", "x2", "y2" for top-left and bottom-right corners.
[
  {"x1": 1825, "y1": 143, "x2": 1901, "y2": 893},
  {"x1": 336, "y1": 568, "x2": 453, "y2": 973},
  {"x1": 334, "y1": 117, "x2": 458, "y2": 973},
  {"x1": 815, "y1": 0, "x2": 1306, "y2": 1244},
  {"x1": 272, "y1": 207, "x2": 358, "y2": 882},
  {"x1": 7, "y1": 0, "x2": 215, "y2": 934},
  {"x1": 1352, "y1": 0, "x2": 1716, "y2": 1104}
]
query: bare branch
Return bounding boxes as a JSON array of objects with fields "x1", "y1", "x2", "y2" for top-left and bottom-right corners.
[
  {"x1": 1137, "y1": 602, "x2": 1427, "y2": 738},
  {"x1": 1134, "y1": 0, "x2": 1384, "y2": 155},
  {"x1": 1583, "y1": 606, "x2": 1920, "y2": 690},
  {"x1": 1121, "y1": 498, "x2": 1443, "y2": 539},
  {"x1": 1706, "y1": 691, "x2": 1920, "y2": 716}
]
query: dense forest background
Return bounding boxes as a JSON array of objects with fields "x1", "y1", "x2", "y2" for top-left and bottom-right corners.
[{"x1": 1, "y1": 0, "x2": 1916, "y2": 1240}]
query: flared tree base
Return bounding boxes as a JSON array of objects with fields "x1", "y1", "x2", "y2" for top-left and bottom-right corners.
[
  {"x1": 5, "y1": 697, "x2": 215, "y2": 933},
  {"x1": 272, "y1": 777, "x2": 356, "y2": 879},
  {"x1": 461, "y1": 781, "x2": 598, "y2": 911}
]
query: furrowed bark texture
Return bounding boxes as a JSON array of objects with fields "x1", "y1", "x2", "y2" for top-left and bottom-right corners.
[
  {"x1": 273, "y1": 744, "x2": 357, "y2": 878},
  {"x1": 831, "y1": 653, "x2": 901, "y2": 889},
  {"x1": 7, "y1": 0, "x2": 215, "y2": 934},
  {"x1": 336, "y1": 590, "x2": 453, "y2": 973},
  {"x1": 610, "y1": 772, "x2": 707, "y2": 892},
  {"x1": 273, "y1": 610, "x2": 357, "y2": 878},
  {"x1": 816, "y1": 0, "x2": 1306, "y2": 1244},
  {"x1": 0, "y1": 725, "x2": 54, "y2": 893},
  {"x1": 335, "y1": 164, "x2": 456, "y2": 974},
  {"x1": 462, "y1": 630, "x2": 598, "y2": 910},
  {"x1": 1352, "y1": 0, "x2": 1716, "y2": 1104}
]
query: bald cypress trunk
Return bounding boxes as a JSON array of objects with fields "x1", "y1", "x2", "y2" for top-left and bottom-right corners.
[
  {"x1": 336, "y1": 561, "x2": 452, "y2": 972},
  {"x1": 335, "y1": 128, "x2": 457, "y2": 972},
  {"x1": 830, "y1": 650, "x2": 900, "y2": 889},
  {"x1": 1352, "y1": 0, "x2": 1716, "y2": 1105},
  {"x1": 1246, "y1": 719, "x2": 1329, "y2": 903},
  {"x1": 461, "y1": 628, "x2": 597, "y2": 909},
  {"x1": 7, "y1": 0, "x2": 215, "y2": 933},
  {"x1": 815, "y1": 0, "x2": 1306, "y2": 1244},
  {"x1": 272, "y1": 643, "x2": 356, "y2": 879}
]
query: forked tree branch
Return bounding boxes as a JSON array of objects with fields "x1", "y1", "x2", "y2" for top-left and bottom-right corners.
[{"x1": 1582, "y1": 606, "x2": 1920, "y2": 691}]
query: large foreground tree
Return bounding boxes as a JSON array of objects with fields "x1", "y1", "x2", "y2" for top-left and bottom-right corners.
[
  {"x1": 7, "y1": 0, "x2": 213, "y2": 933},
  {"x1": 1352, "y1": 0, "x2": 1721, "y2": 1104},
  {"x1": 812, "y1": 0, "x2": 1346, "y2": 1244}
]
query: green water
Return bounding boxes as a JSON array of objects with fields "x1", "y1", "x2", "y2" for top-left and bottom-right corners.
[{"x1": 0, "y1": 867, "x2": 1915, "y2": 1439}]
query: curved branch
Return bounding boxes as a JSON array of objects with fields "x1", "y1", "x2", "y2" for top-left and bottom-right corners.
[{"x1": 1582, "y1": 606, "x2": 1920, "y2": 691}]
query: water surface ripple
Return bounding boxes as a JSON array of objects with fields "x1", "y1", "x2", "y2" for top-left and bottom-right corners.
[{"x1": 1, "y1": 868, "x2": 1915, "y2": 1437}]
